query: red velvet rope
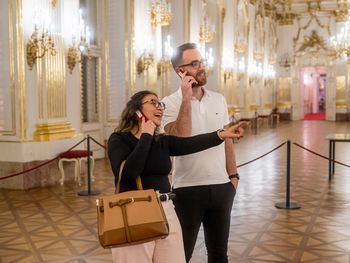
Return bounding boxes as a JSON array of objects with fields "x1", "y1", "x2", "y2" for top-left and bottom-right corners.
[
  {"x1": 3, "y1": 138, "x2": 347, "y2": 182},
  {"x1": 293, "y1": 142, "x2": 350, "y2": 168},
  {"x1": 89, "y1": 136, "x2": 107, "y2": 150},
  {"x1": 237, "y1": 141, "x2": 287, "y2": 168},
  {"x1": 0, "y1": 137, "x2": 87, "y2": 181}
]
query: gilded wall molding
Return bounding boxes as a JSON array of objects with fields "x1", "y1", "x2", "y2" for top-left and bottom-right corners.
[
  {"x1": 130, "y1": 0, "x2": 135, "y2": 96},
  {"x1": 33, "y1": 122, "x2": 75, "y2": 141},
  {"x1": 104, "y1": 0, "x2": 112, "y2": 123},
  {"x1": 16, "y1": 0, "x2": 26, "y2": 140},
  {"x1": 0, "y1": 0, "x2": 16, "y2": 136}
]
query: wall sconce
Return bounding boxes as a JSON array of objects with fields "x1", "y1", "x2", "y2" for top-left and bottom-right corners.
[
  {"x1": 237, "y1": 72, "x2": 245, "y2": 81},
  {"x1": 236, "y1": 57, "x2": 246, "y2": 81},
  {"x1": 248, "y1": 60, "x2": 263, "y2": 86},
  {"x1": 222, "y1": 50, "x2": 234, "y2": 83},
  {"x1": 150, "y1": 0, "x2": 172, "y2": 31},
  {"x1": 264, "y1": 64, "x2": 276, "y2": 79},
  {"x1": 67, "y1": 9, "x2": 91, "y2": 74},
  {"x1": 199, "y1": 0, "x2": 215, "y2": 43},
  {"x1": 200, "y1": 46, "x2": 214, "y2": 75},
  {"x1": 157, "y1": 35, "x2": 173, "y2": 78},
  {"x1": 224, "y1": 70, "x2": 233, "y2": 83},
  {"x1": 137, "y1": 35, "x2": 154, "y2": 75},
  {"x1": 137, "y1": 53, "x2": 154, "y2": 75},
  {"x1": 26, "y1": 9, "x2": 56, "y2": 70},
  {"x1": 279, "y1": 53, "x2": 294, "y2": 68}
]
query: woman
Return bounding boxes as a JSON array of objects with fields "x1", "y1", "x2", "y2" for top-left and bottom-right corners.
[{"x1": 108, "y1": 90, "x2": 244, "y2": 263}]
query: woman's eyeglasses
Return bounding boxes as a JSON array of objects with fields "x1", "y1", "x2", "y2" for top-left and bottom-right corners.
[
  {"x1": 178, "y1": 59, "x2": 207, "y2": 69},
  {"x1": 142, "y1": 99, "x2": 166, "y2": 109}
]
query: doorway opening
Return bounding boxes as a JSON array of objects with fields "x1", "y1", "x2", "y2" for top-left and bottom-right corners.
[{"x1": 301, "y1": 66, "x2": 326, "y2": 121}]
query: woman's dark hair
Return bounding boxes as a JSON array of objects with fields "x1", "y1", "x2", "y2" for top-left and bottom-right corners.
[{"x1": 115, "y1": 90, "x2": 158, "y2": 133}]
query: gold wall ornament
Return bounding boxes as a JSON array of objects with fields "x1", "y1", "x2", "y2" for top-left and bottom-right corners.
[
  {"x1": 334, "y1": 9, "x2": 348, "y2": 22},
  {"x1": 297, "y1": 30, "x2": 327, "y2": 54},
  {"x1": 150, "y1": 0, "x2": 172, "y2": 31},
  {"x1": 335, "y1": 0, "x2": 348, "y2": 22},
  {"x1": 26, "y1": 27, "x2": 56, "y2": 70},
  {"x1": 277, "y1": 13, "x2": 295, "y2": 26},
  {"x1": 264, "y1": 3, "x2": 276, "y2": 19}
]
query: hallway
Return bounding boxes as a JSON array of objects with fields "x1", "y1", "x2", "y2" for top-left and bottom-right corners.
[{"x1": 1, "y1": 120, "x2": 350, "y2": 263}]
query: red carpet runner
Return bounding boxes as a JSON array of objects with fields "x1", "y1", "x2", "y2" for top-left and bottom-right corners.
[{"x1": 304, "y1": 112, "x2": 325, "y2": 120}]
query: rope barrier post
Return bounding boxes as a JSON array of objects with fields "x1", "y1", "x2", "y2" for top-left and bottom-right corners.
[
  {"x1": 253, "y1": 111, "x2": 258, "y2": 135},
  {"x1": 328, "y1": 140, "x2": 332, "y2": 180},
  {"x1": 275, "y1": 140, "x2": 301, "y2": 209},
  {"x1": 78, "y1": 135, "x2": 100, "y2": 196}
]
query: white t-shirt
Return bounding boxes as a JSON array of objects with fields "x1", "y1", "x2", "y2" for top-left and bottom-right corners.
[{"x1": 161, "y1": 87, "x2": 230, "y2": 188}]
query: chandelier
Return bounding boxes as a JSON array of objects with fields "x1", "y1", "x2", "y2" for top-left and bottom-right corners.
[
  {"x1": 329, "y1": 16, "x2": 350, "y2": 58},
  {"x1": 150, "y1": 0, "x2": 172, "y2": 31},
  {"x1": 26, "y1": 9, "x2": 56, "y2": 70}
]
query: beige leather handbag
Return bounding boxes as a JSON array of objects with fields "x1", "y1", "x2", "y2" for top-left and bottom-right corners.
[{"x1": 96, "y1": 161, "x2": 169, "y2": 248}]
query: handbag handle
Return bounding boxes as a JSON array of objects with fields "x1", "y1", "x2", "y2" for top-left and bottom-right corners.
[{"x1": 115, "y1": 160, "x2": 143, "y2": 194}]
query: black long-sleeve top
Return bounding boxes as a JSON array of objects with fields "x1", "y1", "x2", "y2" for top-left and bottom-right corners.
[{"x1": 107, "y1": 131, "x2": 223, "y2": 193}]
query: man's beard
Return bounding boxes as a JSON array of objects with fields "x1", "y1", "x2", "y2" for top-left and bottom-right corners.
[{"x1": 192, "y1": 70, "x2": 207, "y2": 87}]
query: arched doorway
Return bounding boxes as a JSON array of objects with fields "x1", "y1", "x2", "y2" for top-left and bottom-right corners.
[
  {"x1": 301, "y1": 66, "x2": 326, "y2": 120},
  {"x1": 291, "y1": 52, "x2": 336, "y2": 121}
]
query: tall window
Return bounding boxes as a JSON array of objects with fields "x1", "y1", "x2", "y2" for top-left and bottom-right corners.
[
  {"x1": 81, "y1": 56, "x2": 99, "y2": 122},
  {"x1": 80, "y1": 0, "x2": 99, "y2": 123}
]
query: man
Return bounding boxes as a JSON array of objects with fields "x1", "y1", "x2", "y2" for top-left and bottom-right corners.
[{"x1": 161, "y1": 43, "x2": 241, "y2": 263}]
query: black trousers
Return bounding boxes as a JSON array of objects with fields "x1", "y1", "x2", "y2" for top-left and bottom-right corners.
[{"x1": 173, "y1": 182, "x2": 236, "y2": 263}]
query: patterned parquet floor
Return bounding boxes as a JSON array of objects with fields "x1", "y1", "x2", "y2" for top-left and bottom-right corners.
[{"x1": 1, "y1": 120, "x2": 350, "y2": 263}]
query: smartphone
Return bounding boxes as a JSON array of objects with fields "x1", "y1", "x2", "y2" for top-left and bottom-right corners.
[{"x1": 136, "y1": 110, "x2": 148, "y2": 121}]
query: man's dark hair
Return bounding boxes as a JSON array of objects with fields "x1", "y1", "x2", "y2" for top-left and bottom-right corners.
[{"x1": 171, "y1": 43, "x2": 198, "y2": 69}]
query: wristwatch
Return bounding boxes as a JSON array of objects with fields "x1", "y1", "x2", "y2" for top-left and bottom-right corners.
[{"x1": 228, "y1": 173, "x2": 240, "y2": 180}]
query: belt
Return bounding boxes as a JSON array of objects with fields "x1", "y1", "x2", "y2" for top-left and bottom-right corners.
[{"x1": 159, "y1": 193, "x2": 176, "y2": 202}]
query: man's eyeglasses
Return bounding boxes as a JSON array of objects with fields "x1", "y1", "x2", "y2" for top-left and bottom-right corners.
[
  {"x1": 142, "y1": 99, "x2": 166, "y2": 109},
  {"x1": 178, "y1": 59, "x2": 207, "y2": 69}
]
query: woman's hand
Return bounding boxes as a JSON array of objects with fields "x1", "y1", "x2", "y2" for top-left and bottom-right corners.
[
  {"x1": 219, "y1": 122, "x2": 247, "y2": 140},
  {"x1": 140, "y1": 117, "x2": 156, "y2": 136}
]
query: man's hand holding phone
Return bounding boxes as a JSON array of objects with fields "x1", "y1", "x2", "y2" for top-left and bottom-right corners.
[{"x1": 178, "y1": 70, "x2": 197, "y2": 100}]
